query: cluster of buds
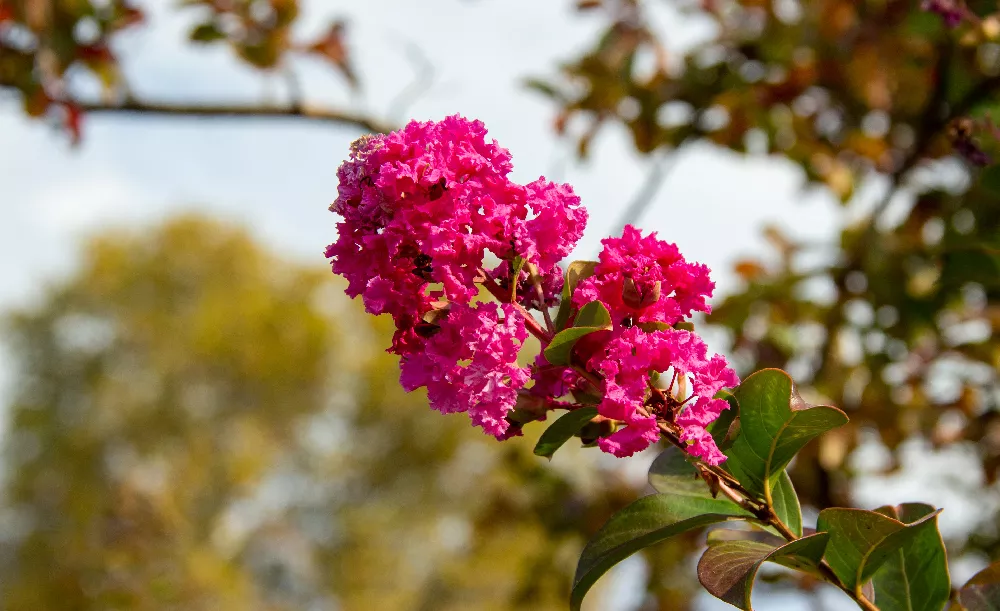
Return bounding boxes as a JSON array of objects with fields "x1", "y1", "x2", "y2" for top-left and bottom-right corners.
[{"x1": 326, "y1": 116, "x2": 738, "y2": 463}]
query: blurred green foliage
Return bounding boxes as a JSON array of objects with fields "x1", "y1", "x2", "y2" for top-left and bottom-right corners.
[
  {"x1": 537, "y1": 0, "x2": 1000, "y2": 197},
  {"x1": 538, "y1": 0, "x2": 1000, "y2": 566},
  {"x1": 0, "y1": 217, "x2": 702, "y2": 610}
]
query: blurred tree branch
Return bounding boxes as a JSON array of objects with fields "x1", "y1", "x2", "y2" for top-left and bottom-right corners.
[{"x1": 75, "y1": 98, "x2": 392, "y2": 134}]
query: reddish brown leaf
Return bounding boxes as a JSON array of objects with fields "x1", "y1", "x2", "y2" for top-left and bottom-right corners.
[{"x1": 306, "y1": 20, "x2": 357, "y2": 88}]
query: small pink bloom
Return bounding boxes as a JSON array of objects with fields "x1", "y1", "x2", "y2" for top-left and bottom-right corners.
[
  {"x1": 598, "y1": 415, "x2": 660, "y2": 458},
  {"x1": 399, "y1": 303, "x2": 529, "y2": 439},
  {"x1": 575, "y1": 225, "x2": 714, "y2": 327},
  {"x1": 585, "y1": 326, "x2": 738, "y2": 461},
  {"x1": 327, "y1": 116, "x2": 587, "y2": 356}
]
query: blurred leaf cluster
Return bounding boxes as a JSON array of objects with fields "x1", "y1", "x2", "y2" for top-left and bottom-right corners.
[
  {"x1": 535, "y1": 0, "x2": 1000, "y2": 568},
  {"x1": 0, "y1": 0, "x2": 143, "y2": 134},
  {"x1": 183, "y1": 0, "x2": 356, "y2": 82},
  {"x1": 537, "y1": 0, "x2": 1000, "y2": 197},
  {"x1": 0, "y1": 0, "x2": 358, "y2": 141}
]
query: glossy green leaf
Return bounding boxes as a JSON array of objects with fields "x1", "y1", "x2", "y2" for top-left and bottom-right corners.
[
  {"x1": 817, "y1": 507, "x2": 943, "y2": 594},
  {"x1": 571, "y1": 493, "x2": 752, "y2": 610},
  {"x1": 707, "y1": 390, "x2": 739, "y2": 451},
  {"x1": 554, "y1": 260, "x2": 599, "y2": 330},
  {"x1": 726, "y1": 369, "x2": 848, "y2": 500},
  {"x1": 533, "y1": 407, "x2": 598, "y2": 459},
  {"x1": 543, "y1": 300, "x2": 611, "y2": 365},
  {"x1": 647, "y1": 447, "x2": 713, "y2": 498},
  {"x1": 574, "y1": 298, "x2": 610, "y2": 328},
  {"x1": 870, "y1": 503, "x2": 950, "y2": 611},
  {"x1": 554, "y1": 302, "x2": 572, "y2": 332},
  {"x1": 698, "y1": 532, "x2": 830, "y2": 610},
  {"x1": 771, "y1": 470, "x2": 803, "y2": 538},
  {"x1": 956, "y1": 561, "x2": 1000, "y2": 610}
]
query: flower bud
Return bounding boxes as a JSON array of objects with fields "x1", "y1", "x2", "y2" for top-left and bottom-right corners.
[{"x1": 621, "y1": 277, "x2": 661, "y2": 310}]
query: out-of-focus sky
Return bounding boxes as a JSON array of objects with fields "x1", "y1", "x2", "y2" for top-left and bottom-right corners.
[
  {"x1": 0, "y1": 1, "x2": 989, "y2": 609},
  {"x1": 0, "y1": 0, "x2": 843, "y2": 308}
]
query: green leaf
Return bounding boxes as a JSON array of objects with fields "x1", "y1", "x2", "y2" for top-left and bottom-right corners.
[
  {"x1": 189, "y1": 22, "x2": 226, "y2": 43},
  {"x1": 771, "y1": 471, "x2": 803, "y2": 538},
  {"x1": 708, "y1": 390, "x2": 739, "y2": 451},
  {"x1": 571, "y1": 493, "x2": 752, "y2": 610},
  {"x1": 532, "y1": 407, "x2": 598, "y2": 459},
  {"x1": 554, "y1": 260, "x2": 598, "y2": 330},
  {"x1": 709, "y1": 386, "x2": 801, "y2": 537},
  {"x1": 574, "y1": 299, "x2": 611, "y2": 328},
  {"x1": 543, "y1": 300, "x2": 611, "y2": 365},
  {"x1": 956, "y1": 561, "x2": 1000, "y2": 610},
  {"x1": 817, "y1": 507, "x2": 943, "y2": 595},
  {"x1": 510, "y1": 255, "x2": 526, "y2": 302},
  {"x1": 647, "y1": 447, "x2": 713, "y2": 498},
  {"x1": 726, "y1": 369, "x2": 848, "y2": 501},
  {"x1": 697, "y1": 533, "x2": 830, "y2": 610},
  {"x1": 871, "y1": 503, "x2": 950, "y2": 611},
  {"x1": 941, "y1": 245, "x2": 1000, "y2": 289}
]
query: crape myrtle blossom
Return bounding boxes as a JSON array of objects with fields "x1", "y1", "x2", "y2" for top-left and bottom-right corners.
[
  {"x1": 399, "y1": 302, "x2": 529, "y2": 440},
  {"x1": 573, "y1": 225, "x2": 714, "y2": 326},
  {"x1": 564, "y1": 226, "x2": 738, "y2": 462},
  {"x1": 326, "y1": 116, "x2": 585, "y2": 351},
  {"x1": 583, "y1": 326, "x2": 738, "y2": 463},
  {"x1": 326, "y1": 115, "x2": 585, "y2": 436},
  {"x1": 326, "y1": 115, "x2": 738, "y2": 464}
]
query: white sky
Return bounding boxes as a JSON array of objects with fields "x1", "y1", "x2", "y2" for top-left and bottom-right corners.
[{"x1": 0, "y1": 1, "x2": 984, "y2": 609}]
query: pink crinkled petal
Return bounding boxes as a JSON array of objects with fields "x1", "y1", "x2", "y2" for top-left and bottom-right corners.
[
  {"x1": 598, "y1": 415, "x2": 660, "y2": 458},
  {"x1": 680, "y1": 426, "x2": 727, "y2": 466}
]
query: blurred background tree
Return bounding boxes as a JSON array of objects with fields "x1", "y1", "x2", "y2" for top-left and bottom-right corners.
[
  {"x1": 532, "y1": 0, "x2": 1000, "y2": 574},
  {"x1": 4, "y1": 0, "x2": 1000, "y2": 609},
  {"x1": 0, "y1": 216, "x2": 677, "y2": 610}
]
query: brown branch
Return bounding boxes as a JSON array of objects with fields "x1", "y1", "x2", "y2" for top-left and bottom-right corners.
[{"x1": 75, "y1": 99, "x2": 393, "y2": 134}]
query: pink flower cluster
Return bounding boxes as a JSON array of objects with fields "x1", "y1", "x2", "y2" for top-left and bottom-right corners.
[
  {"x1": 399, "y1": 302, "x2": 529, "y2": 439},
  {"x1": 327, "y1": 115, "x2": 738, "y2": 463},
  {"x1": 325, "y1": 116, "x2": 586, "y2": 438},
  {"x1": 586, "y1": 326, "x2": 738, "y2": 463},
  {"x1": 553, "y1": 226, "x2": 738, "y2": 463},
  {"x1": 573, "y1": 225, "x2": 714, "y2": 325}
]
